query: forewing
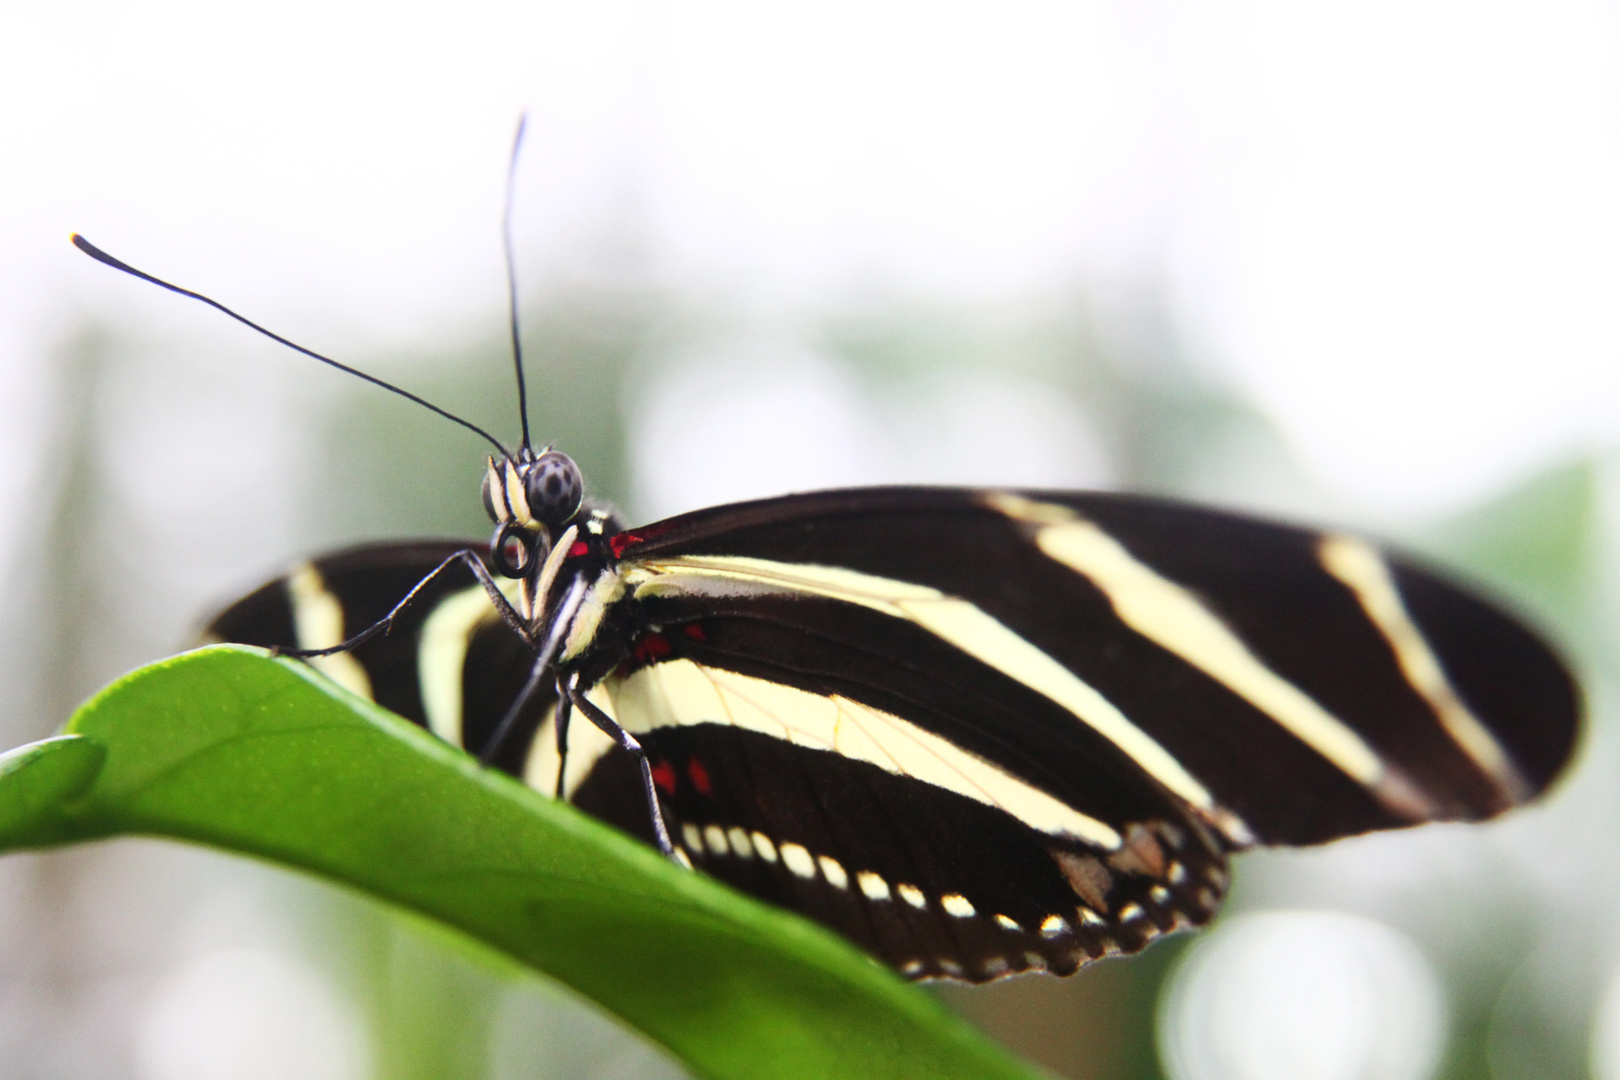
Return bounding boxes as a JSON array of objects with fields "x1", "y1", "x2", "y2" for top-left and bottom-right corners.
[{"x1": 610, "y1": 486, "x2": 1580, "y2": 846}]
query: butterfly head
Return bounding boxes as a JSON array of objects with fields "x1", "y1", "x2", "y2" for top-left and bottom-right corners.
[{"x1": 482, "y1": 448, "x2": 584, "y2": 579}]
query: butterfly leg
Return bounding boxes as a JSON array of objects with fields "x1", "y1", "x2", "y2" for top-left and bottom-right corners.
[
  {"x1": 479, "y1": 576, "x2": 588, "y2": 765},
  {"x1": 281, "y1": 549, "x2": 533, "y2": 659},
  {"x1": 567, "y1": 678, "x2": 677, "y2": 860},
  {"x1": 458, "y1": 551, "x2": 532, "y2": 642},
  {"x1": 553, "y1": 676, "x2": 572, "y2": 800}
]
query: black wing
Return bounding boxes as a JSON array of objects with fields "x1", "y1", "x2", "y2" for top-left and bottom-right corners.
[
  {"x1": 209, "y1": 539, "x2": 1229, "y2": 981},
  {"x1": 606, "y1": 487, "x2": 1578, "y2": 843},
  {"x1": 206, "y1": 486, "x2": 1579, "y2": 982}
]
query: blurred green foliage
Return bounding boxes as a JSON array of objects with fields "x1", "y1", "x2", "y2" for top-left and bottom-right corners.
[
  {"x1": 311, "y1": 287, "x2": 657, "y2": 543},
  {"x1": 0, "y1": 648, "x2": 1045, "y2": 1080}
]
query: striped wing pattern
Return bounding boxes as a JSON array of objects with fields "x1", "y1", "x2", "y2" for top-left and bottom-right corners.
[
  {"x1": 207, "y1": 487, "x2": 1579, "y2": 982},
  {"x1": 209, "y1": 541, "x2": 555, "y2": 777}
]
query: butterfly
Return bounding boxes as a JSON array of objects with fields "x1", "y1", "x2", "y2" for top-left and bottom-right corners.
[{"x1": 72, "y1": 233, "x2": 1580, "y2": 984}]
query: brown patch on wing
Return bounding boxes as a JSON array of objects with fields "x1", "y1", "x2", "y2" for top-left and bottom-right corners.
[
  {"x1": 1108, "y1": 822, "x2": 1166, "y2": 878},
  {"x1": 1052, "y1": 851, "x2": 1114, "y2": 910}
]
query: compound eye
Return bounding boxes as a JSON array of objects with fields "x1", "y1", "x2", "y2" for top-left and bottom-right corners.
[
  {"x1": 490, "y1": 523, "x2": 534, "y2": 578},
  {"x1": 525, "y1": 451, "x2": 584, "y2": 526}
]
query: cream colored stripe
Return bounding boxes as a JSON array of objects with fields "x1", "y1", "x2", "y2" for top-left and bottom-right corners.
[
  {"x1": 529, "y1": 523, "x2": 578, "y2": 623},
  {"x1": 504, "y1": 459, "x2": 533, "y2": 525},
  {"x1": 1031, "y1": 516, "x2": 1386, "y2": 787},
  {"x1": 523, "y1": 704, "x2": 559, "y2": 793},
  {"x1": 607, "y1": 656, "x2": 1122, "y2": 848},
  {"x1": 523, "y1": 687, "x2": 618, "y2": 800},
  {"x1": 286, "y1": 563, "x2": 373, "y2": 701},
  {"x1": 417, "y1": 579, "x2": 523, "y2": 746},
  {"x1": 1318, "y1": 534, "x2": 1526, "y2": 800},
  {"x1": 562, "y1": 568, "x2": 626, "y2": 661},
  {"x1": 625, "y1": 554, "x2": 1214, "y2": 814},
  {"x1": 485, "y1": 457, "x2": 510, "y2": 521}
]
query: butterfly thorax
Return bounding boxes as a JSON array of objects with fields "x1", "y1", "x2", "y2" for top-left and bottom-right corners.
[{"x1": 542, "y1": 523, "x2": 649, "y2": 688}]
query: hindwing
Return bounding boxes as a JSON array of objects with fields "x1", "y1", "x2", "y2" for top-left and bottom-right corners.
[{"x1": 208, "y1": 540, "x2": 555, "y2": 777}]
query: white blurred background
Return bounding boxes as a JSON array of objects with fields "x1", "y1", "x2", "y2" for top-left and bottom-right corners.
[{"x1": 2, "y1": 1, "x2": 1619, "y2": 1077}]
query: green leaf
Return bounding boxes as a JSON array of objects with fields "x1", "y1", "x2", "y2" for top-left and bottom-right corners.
[
  {"x1": 0, "y1": 645, "x2": 1043, "y2": 1080},
  {"x1": 0, "y1": 734, "x2": 106, "y2": 845}
]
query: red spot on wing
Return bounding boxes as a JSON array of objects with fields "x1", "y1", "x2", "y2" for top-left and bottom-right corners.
[
  {"x1": 567, "y1": 540, "x2": 589, "y2": 558},
  {"x1": 682, "y1": 623, "x2": 707, "y2": 642},
  {"x1": 633, "y1": 632, "x2": 672, "y2": 664},
  {"x1": 649, "y1": 760, "x2": 677, "y2": 795},
  {"x1": 687, "y1": 757, "x2": 713, "y2": 796},
  {"x1": 609, "y1": 519, "x2": 681, "y2": 559}
]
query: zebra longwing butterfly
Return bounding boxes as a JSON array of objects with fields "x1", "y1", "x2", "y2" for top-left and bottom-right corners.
[{"x1": 73, "y1": 234, "x2": 1580, "y2": 985}]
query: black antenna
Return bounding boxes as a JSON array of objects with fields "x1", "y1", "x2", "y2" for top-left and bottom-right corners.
[
  {"x1": 504, "y1": 114, "x2": 533, "y2": 451},
  {"x1": 70, "y1": 234, "x2": 512, "y2": 457}
]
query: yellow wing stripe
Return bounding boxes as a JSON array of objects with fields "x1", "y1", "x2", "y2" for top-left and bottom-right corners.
[
  {"x1": 286, "y1": 563, "x2": 373, "y2": 701},
  {"x1": 417, "y1": 579, "x2": 523, "y2": 747},
  {"x1": 525, "y1": 685, "x2": 620, "y2": 800},
  {"x1": 625, "y1": 555, "x2": 1216, "y2": 817},
  {"x1": 607, "y1": 657, "x2": 1123, "y2": 848},
  {"x1": 986, "y1": 494, "x2": 1392, "y2": 792},
  {"x1": 1318, "y1": 534, "x2": 1526, "y2": 801},
  {"x1": 1029, "y1": 514, "x2": 1387, "y2": 787}
]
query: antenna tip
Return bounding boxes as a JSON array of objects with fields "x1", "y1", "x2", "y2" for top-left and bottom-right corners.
[
  {"x1": 71, "y1": 233, "x2": 106, "y2": 259},
  {"x1": 70, "y1": 234, "x2": 133, "y2": 274}
]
